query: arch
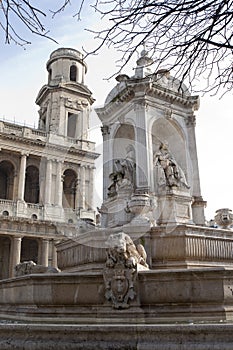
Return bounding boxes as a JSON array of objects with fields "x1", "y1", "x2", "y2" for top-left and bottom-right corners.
[
  {"x1": 0, "y1": 236, "x2": 11, "y2": 279},
  {"x1": 62, "y1": 169, "x2": 77, "y2": 209},
  {"x1": 0, "y1": 160, "x2": 15, "y2": 200},
  {"x1": 24, "y1": 165, "x2": 40, "y2": 204},
  {"x1": 70, "y1": 65, "x2": 77, "y2": 82},
  {"x1": 113, "y1": 123, "x2": 135, "y2": 160},
  {"x1": 21, "y1": 238, "x2": 39, "y2": 264},
  {"x1": 2, "y1": 211, "x2": 9, "y2": 216},
  {"x1": 151, "y1": 117, "x2": 186, "y2": 164},
  {"x1": 151, "y1": 118, "x2": 191, "y2": 192}
]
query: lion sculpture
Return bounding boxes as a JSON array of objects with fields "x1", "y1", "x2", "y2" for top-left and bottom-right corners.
[{"x1": 106, "y1": 232, "x2": 148, "y2": 269}]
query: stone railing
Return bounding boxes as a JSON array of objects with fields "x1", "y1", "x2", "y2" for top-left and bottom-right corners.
[
  {"x1": 151, "y1": 225, "x2": 233, "y2": 268},
  {"x1": 57, "y1": 240, "x2": 106, "y2": 270},
  {"x1": 0, "y1": 199, "x2": 17, "y2": 216},
  {"x1": 63, "y1": 208, "x2": 95, "y2": 223},
  {"x1": 0, "y1": 121, "x2": 47, "y2": 142}
]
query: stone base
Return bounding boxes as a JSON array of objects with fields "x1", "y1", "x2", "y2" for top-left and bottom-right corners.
[
  {"x1": 0, "y1": 268, "x2": 233, "y2": 324},
  {"x1": 157, "y1": 188, "x2": 193, "y2": 225},
  {"x1": 0, "y1": 323, "x2": 233, "y2": 349}
]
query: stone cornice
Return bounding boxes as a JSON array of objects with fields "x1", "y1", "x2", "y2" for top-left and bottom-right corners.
[
  {"x1": 96, "y1": 80, "x2": 199, "y2": 120},
  {"x1": 36, "y1": 83, "x2": 95, "y2": 106},
  {"x1": 0, "y1": 133, "x2": 99, "y2": 160},
  {"x1": 0, "y1": 216, "x2": 64, "y2": 239}
]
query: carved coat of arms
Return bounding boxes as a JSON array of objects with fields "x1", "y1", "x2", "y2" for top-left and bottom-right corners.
[{"x1": 103, "y1": 232, "x2": 148, "y2": 309}]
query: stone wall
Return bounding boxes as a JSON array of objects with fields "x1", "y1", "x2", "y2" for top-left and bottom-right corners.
[{"x1": 0, "y1": 323, "x2": 233, "y2": 349}]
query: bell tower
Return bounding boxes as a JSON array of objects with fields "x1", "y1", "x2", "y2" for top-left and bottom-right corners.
[
  {"x1": 36, "y1": 48, "x2": 94, "y2": 141},
  {"x1": 34, "y1": 48, "x2": 98, "y2": 224}
]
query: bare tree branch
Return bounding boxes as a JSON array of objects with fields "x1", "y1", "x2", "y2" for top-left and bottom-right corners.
[{"x1": 0, "y1": 0, "x2": 232, "y2": 94}]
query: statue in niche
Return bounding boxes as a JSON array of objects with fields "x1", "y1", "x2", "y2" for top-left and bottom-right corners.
[
  {"x1": 107, "y1": 145, "x2": 136, "y2": 197},
  {"x1": 154, "y1": 142, "x2": 189, "y2": 189}
]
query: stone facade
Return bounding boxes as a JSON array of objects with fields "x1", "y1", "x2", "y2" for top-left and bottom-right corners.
[{"x1": 0, "y1": 48, "x2": 98, "y2": 278}]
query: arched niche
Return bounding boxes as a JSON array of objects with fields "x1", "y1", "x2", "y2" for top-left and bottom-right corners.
[
  {"x1": 113, "y1": 123, "x2": 135, "y2": 160},
  {"x1": 0, "y1": 160, "x2": 15, "y2": 200},
  {"x1": 62, "y1": 169, "x2": 77, "y2": 209},
  {"x1": 24, "y1": 165, "x2": 40, "y2": 204},
  {"x1": 151, "y1": 118, "x2": 190, "y2": 191}
]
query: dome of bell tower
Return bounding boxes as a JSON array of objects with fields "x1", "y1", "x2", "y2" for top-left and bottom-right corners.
[{"x1": 46, "y1": 48, "x2": 87, "y2": 86}]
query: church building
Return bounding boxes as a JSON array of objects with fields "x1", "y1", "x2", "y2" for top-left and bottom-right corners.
[{"x1": 0, "y1": 48, "x2": 98, "y2": 278}]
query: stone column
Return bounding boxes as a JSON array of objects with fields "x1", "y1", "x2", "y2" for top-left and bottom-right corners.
[
  {"x1": 40, "y1": 239, "x2": 49, "y2": 267},
  {"x1": 186, "y1": 114, "x2": 206, "y2": 225},
  {"x1": 17, "y1": 153, "x2": 27, "y2": 200},
  {"x1": 55, "y1": 161, "x2": 63, "y2": 207},
  {"x1": 51, "y1": 240, "x2": 58, "y2": 269},
  {"x1": 10, "y1": 236, "x2": 22, "y2": 277},
  {"x1": 44, "y1": 158, "x2": 52, "y2": 204},
  {"x1": 79, "y1": 165, "x2": 86, "y2": 209},
  {"x1": 75, "y1": 177, "x2": 80, "y2": 212},
  {"x1": 88, "y1": 166, "x2": 94, "y2": 210},
  {"x1": 101, "y1": 125, "x2": 111, "y2": 200}
]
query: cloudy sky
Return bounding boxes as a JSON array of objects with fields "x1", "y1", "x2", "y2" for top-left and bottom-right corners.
[{"x1": 0, "y1": 2, "x2": 232, "y2": 220}]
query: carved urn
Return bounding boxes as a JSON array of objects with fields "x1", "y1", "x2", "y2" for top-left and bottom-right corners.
[{"x1": 214, "y1": 208, "x2": 233, "y2": 229}]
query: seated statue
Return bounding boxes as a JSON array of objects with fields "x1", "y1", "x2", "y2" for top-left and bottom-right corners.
[
  {"x1": 105, "y1": 232, "x2": 148, "y2": 269},
  {"x1": 107, "y1": 145, "x2": 136, "y2": 197},
  {"x1": 154, "y1": 142, "x2": 189, "y2": 189}
]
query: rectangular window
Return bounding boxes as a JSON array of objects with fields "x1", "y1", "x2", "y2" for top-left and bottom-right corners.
[{"x1": 67, "y1": 112, "x2": 78, "y2": 138}]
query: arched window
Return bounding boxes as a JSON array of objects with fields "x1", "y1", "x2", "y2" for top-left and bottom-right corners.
[
  {"x1": 0, "y1": 160, "x2": 15, "y2": 200},
  {"x1": 70, "y1": 65, "x2": 77, "y2": 82},
  {"x1": 24, "y1": 166, "x2": 40, "y2": 204},
  {"x1": 62, "y1": 169, "x2": 77, "y2": 209},
  {"x1": 48, "y1": 68, "x2": 52, "y2": 84}
]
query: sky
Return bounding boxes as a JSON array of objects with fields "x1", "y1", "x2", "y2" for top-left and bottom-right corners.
[{"x1": 0, "y1": 2, "x2": 232, "y2": 221}]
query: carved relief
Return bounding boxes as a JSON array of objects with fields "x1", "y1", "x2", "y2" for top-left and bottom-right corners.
[
  {"x1": 15, "y1": 261, "x2": 60, "y2": 276},
  {"x1": 215, "y1": 208, "x2": 233, "y2": 229},
  {"x1": 186, "y1": 114, "x2": 196, "y2": 127},
  {"x1": 64, "y1": 97, "x2": 84, "y2": 110},
  {"x1": 101, "y1": 125, "x2": 110, "y2": 136},
  {"x1": 103, "y1": 232, "x2": 148, "y2": 309}
]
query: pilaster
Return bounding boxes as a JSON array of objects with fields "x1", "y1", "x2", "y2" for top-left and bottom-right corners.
[{"x1": 134, "y1": 100, "x2": 150, "y2": 192}]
